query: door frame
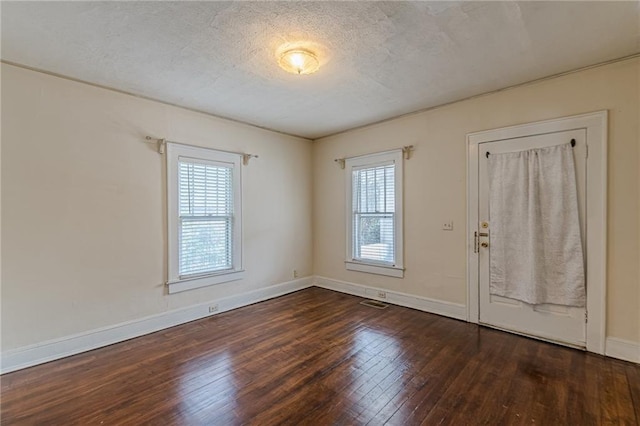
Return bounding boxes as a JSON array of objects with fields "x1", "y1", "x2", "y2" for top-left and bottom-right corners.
[{"x1": 466, "y1": 111, "x2": 608, "y2": 355}]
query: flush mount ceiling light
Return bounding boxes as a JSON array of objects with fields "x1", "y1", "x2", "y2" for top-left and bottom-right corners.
[{"x1": 278, "y1": 49, "x2": 320, "y2": 75}]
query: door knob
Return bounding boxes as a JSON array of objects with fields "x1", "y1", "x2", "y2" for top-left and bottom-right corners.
[{"x1": 481, "y1": 242, "x2": 489, "y2": 248}]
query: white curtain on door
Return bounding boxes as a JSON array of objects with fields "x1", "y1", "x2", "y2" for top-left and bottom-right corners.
[{"x1": 488, "y1": 143, "x2": 585, "y2": 306}]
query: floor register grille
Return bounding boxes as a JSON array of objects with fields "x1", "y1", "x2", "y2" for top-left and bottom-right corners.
[{"x1": 359, "y1": 299, "x2": 389, "y2": 309}]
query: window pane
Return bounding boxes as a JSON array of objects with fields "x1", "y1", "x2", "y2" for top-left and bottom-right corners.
[
  {"x1": 354, "y1": 214, "x2": 394, "y2": 262},
  {"x1": 352, "y1": 163, "x2": 395, "y2": 264},
  {"x1": 178, "y1": 159, "x2": 234, "y2": 277},
  {"x1": 179, "y1": 162, "x2": 233, "y2": 217},
  {"x1": 353, "y1": 165, "x2": 395, "y2": 214},
  {"x1": 179, "y1": 218, "x2": 232, "y2": 276}
]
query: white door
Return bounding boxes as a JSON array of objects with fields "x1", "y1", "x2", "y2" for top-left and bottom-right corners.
[{"x1": 477, "y1": 129, "x2": 587, "y2": 348}]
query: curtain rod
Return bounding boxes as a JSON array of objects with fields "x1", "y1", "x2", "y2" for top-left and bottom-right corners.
[
  {"x1": 144, "y1": 136, "x2": 258, "y2": 165},
  {"x1": 485, "y1": 138, "x2": 576, "y2": 158},
  {"x1": 334, "y1": 145, "x2": 414, "y2": 169}
]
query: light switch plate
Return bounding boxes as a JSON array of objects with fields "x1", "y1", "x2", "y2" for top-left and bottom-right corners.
[{"x1": 442, "y1": 221, "x2": 454, "y2": 231}]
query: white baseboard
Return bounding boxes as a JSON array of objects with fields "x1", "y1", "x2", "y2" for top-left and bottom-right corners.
[
  {"x1": 5, "y1": 276, "x2": 634, "y2": 374},
  {"x1": 606, "y1": 337, "x2": 640, "y2": 364},
  {"x1": 1, "y1": 276, "x2": 314, "y2": 374},
  {"x1": 314, "y1": 276, "x2": 467, "y2": 321}
]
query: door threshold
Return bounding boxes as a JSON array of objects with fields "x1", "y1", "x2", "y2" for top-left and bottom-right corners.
[{"x1": 479, "y1": 322, "x2": 586, "y2": 351}]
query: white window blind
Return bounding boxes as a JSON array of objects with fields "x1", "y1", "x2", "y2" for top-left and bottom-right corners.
[
  {"x1": 178, "y1": 161, "x2": 233, "y2": 277},
  {"x1": 352, "y1": 164, "x2": 395, "y2": 264}
]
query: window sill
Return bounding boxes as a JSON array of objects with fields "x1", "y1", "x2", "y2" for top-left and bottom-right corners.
[
  {"x1": 345, "y1": 261, "x2": 404, "y2": 278},
  {"x1": 167, "y1": 270, "x2": 245, "y2": 294}
]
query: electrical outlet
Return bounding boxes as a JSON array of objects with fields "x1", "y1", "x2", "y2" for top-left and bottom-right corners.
[
  {"x1": 442, "y1": 221, "x2": 454, "y2": 231},
  {"x1": 293, "y1": 269, "x2": 299, "y2": 279},
  {"x1": 377, "y1": 291, "x2": 387, "y2": 299},
  {"x1": 208, "y1": 304, "x2": 219, "y2": 313}
]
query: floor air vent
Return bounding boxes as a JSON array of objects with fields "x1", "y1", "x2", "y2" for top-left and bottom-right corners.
[{"x1": 360, "y1": 300, "x2": 389, "y2": 309}]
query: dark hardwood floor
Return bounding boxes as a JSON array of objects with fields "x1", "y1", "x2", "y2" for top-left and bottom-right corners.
[{"x1": 2, "y1": 287, "x2": 639, "y2": 425}]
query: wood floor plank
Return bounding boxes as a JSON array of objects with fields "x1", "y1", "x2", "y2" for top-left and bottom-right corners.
[
  {"x1": 609, "y1": 361, "x2": 637, "y2": 424},
  {"x1": 419, "y1": 328, "x2": 519, "y2": 425},
  {"x1": 1, "y1": 287, "x2": 638, "y2": 425},
  {"x1": 627, "y1": 363, "x2": 640, "y2": 424}
]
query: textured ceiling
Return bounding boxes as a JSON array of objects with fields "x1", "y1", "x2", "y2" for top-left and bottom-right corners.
[{"x1": 2, "y1": 1, "x2": 639, "y2": 139}]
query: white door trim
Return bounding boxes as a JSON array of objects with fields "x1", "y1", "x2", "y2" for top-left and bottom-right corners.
[{"x1": 466, "y1": 111, "x2": 608, "y2": 355}]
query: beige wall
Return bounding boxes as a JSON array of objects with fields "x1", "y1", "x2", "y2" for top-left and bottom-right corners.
[
  {"x1": 313, "y1": 58, "x2": 640, "y2": 344},
  {"x1": 1, "y1": 64, "x2": 313, "y2": 350},
  {"x1": 2, "y1": 57, "x2": 638, "y2": 354}
]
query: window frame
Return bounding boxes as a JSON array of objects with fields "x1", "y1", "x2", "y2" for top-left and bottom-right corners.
[
  {"x1": 345, "y1": 149, "x2": 404, "y2": 278},
  {"x1": 166, "y1": 143, "x2": 244, "y2": 294}
]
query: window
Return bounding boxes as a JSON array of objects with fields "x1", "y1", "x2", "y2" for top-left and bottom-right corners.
[
  {"x1": 345, "y1": 150, "x2": 404, "y2": 278},
  {"x1": 166, "y1": 143, "x2": 244, "y2": 293}
]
